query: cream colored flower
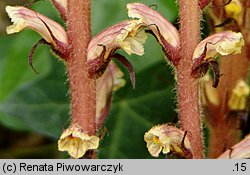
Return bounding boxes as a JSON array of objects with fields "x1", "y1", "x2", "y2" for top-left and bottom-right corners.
[
  {"x1": 58, "y1": 126, "x2": 99, "y2": 159},
  {"x1": 144, "y1": 124, "x2": 192, "y2": 157},
  {"x1": 127, "y1": 3, "x2": 180, "y2": 65},
  {"x1": 127, "y1": 3, "x2": 179, "y2": 48},
  {"x1": 193, "y1": 31, "x2": 244, "y2": 61},
  {"x1": 191, "y1": 31, "x2": 244, "y2": 87},
  {"x1": 6, "y1": 6, "x2": 68, "y2": 49},
  {"x1": 87, "y1": 20, "x2": 147, "y2": 79},
  {"x1": 228, "y1": 80, "x2": 250, "y2": 110}
]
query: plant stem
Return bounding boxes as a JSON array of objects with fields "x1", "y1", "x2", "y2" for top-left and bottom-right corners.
[
  {"x1": 67, "y1": 0, "x2": 96, "y2": 135},
  {"x1": 177, "y1": 0, "x2": 204, "y2": 158}
]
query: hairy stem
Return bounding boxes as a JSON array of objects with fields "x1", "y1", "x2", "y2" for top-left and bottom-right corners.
[
  {"x1": 67, "y1": 0, "x2": 96, "y2": 135},
  {"x1": 177, "y1": 0, "x2": 204, "y2": 158}
]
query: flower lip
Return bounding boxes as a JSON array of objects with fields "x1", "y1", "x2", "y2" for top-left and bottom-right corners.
[
  {"x1": 144, "y1": 124, "x2": 192, "y2": 158},
  {"x1": 6, "y1": 6, "x2": 68, "y2": 48},
  {"x1": 58, "y1": 126, "x2": 100, "y2": 159}
]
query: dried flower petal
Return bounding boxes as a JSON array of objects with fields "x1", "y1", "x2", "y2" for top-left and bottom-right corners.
[
  {"x1": 228, "y1": 80, "x2": 250, "y2": 110},
  {"x1": 144, "y1": 124, "x2": 192, "y2": 158},
  {"x1": 87, "y1": 20, "x2": 146, "y2": 79},
  {"x1": 6, "y1": 6, "x2": 68, "y2": 49},
  {"x1": 58, "y1": 126, "x2": 99, "y2": 159},
  {"x1": 218, "y1": 134, "x2": 250, "y2": 159},
  {"x1": 191, "y1": 31, "x2": 244, "y2": 86},
  {"x1": 96, "y1": 62, "x2": 125, "y2": 128}
]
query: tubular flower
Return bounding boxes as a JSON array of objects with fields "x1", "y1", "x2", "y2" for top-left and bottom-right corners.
[
  {"x1": 191, "y1": 31, "x2": 244, "y2": 87},
  {"x1": 127, "y1": 3, "x2": 180, "y2": 64},
  {"x1": 218, "y1": 134, "x2": 250, "y2": 159},
  {"x1": 96, "y1": 62, "x2": 126, "y2": 128},
  {"x1": 58, "y1": 126, "x2": 99, "y2": 159},
  {"x1": 228, "y1": 80, "x2": 250, "y2": 110},
  {"x1": 144, "y1": 124, "x2": 192, "y2": 158},
  {"x1": 6, "y1": 6, "x2": 68, "y2": 50},
  {"x1": 87, "y1": 20, "x2": 147, "y2": 88}
]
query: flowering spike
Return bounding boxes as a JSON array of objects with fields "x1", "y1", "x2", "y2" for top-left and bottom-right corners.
[
  {"x1": 191, "y1": 31, "x2": 244, "y2": 87},
  {"x1": 144, "y1": 124, "x2": 193, "y2": 158},
  {"x1": 127, "y1": 3, "x2": 180, "y2": 65},
  {"x1": 112, "y1": 53, "x2": 135, "y2": 89},
  {"x1": 58, "y1": 126, "x2": 100, "y2": 159},
  {"x1": 87, "y1": 20, "x2": 147, "y2": 79},
  {"x1": 29, "y1": 39, "x2": 49, "y2": 74},
  {"x1": 6, "y1": 6, "x2": 68, "y2": 56}
]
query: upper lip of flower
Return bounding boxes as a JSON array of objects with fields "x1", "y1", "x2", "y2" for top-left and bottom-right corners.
[{"x1": 5, "y1": 6, "x2": 68, "y2": 49}]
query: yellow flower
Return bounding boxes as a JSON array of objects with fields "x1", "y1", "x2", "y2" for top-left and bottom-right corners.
[
  {"x1": 144, "y1": 124, "x2": 192, "y2": 157},
  {"x1": 228, "y1": 80, "x2": 250, "y2": 110},
  {"x1": 58, "y1": 126, "x2": 99, "y2": 159},
  {"x1": 224, "y1": 0, "x2": 242, "y2": 23}
]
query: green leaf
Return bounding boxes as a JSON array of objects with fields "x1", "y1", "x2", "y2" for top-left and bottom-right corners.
[{"x1": 99, "y1": 63, "x2": 176, "y2": 158}]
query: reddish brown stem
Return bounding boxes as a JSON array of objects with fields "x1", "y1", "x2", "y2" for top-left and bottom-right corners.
[
  {"x1": 177, "y1": 0, "x2": 204, "y2": 158},
  {"x1": 67, "y1": 0, "x2": 96, "y2": 135}
]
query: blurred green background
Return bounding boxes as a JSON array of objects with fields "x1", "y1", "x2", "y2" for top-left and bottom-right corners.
[{"x1": 0, "y1": 0, "x2": 179, "y2": 158}]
